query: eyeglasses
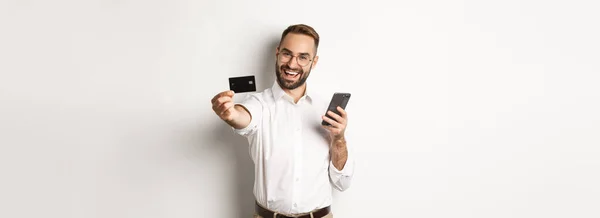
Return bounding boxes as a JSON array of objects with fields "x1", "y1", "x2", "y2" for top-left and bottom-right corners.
[{"x1": 277, "y1": 51, "x2": 313, "y2": 67}]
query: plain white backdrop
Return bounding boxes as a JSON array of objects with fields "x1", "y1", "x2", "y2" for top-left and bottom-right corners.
[{"x1": 1, "y1": 0, "x2": 599, "y2": 217}]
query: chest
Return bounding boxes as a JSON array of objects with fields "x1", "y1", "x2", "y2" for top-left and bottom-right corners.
[{"x1": 261, "y1": 99, "x2": 331, "y2": 158}]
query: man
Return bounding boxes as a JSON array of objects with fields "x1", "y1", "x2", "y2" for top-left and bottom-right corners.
[{"x1": 211, "y1": 24, "x2": 354, "y2": 218}]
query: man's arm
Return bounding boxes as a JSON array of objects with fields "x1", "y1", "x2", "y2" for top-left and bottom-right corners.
[
  {"x1": 328, "y1": 136, "x2": 355, "y2": 192},
  {"x1": 331, "y1": 137, "x2": 348, "y2": 171},
  {"x1": 322, "y1": 106, "x2": 355, "y2": 191}
]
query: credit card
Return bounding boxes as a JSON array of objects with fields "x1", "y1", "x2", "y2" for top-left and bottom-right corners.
[{"x1": 229, "y1": 75, "x2": 256, "y2": 93}]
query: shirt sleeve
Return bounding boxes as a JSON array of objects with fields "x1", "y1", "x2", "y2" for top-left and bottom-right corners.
[
  {"x1": 231, "y1": 94, "x2": 262, "y2": 137},
  {"x1": 328, "y1": 142, "x2": 355, "y2": 192}
]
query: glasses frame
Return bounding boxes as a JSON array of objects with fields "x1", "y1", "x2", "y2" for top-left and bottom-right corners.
[{"x1": 277, "y1": 50, "x2": 314, "y2": 67}]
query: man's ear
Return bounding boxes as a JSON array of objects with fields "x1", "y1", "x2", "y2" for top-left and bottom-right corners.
[
  {"x1": 275, "y1": 46, "x2": 280, "y2": 59},
  {"x1": 311, "y1": 55, "x2": 319, "y2": 69}
]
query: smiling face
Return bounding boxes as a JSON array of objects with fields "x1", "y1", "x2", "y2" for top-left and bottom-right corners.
[{"x1": 275, "y1": 33, "x2": 319, "y2": 90}]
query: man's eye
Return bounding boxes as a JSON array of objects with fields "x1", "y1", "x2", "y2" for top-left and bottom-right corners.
[
  {"x1": 282, "y1": 52, "x2": 291, "y2": 57},
  {"x1": 300, "y1": 56, "x2": 309, "y2": 60}
]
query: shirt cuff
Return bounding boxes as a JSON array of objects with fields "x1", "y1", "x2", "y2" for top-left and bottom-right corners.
[{"x1": 329, "y1": 149, "x2": 355, "y2": 177}]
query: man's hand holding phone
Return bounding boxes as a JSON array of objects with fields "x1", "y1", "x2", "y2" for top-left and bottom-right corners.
[
  {"x1": 322, "y1": 92, "x2": 351, "y2": 141},
  {"x1": 322, "y1": 106, "x2": 348, "y2": 140}
]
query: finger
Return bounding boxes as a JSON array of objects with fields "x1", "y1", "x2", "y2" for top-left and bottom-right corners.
[
  {"x1": 212, "y1": 99, "x2": 223, "y2": 112},
  {"x1": 322, "y1": 124, "x2": 334, "y2": 131},
  {"x1": 213, "y1": 103, "x2": 225, "y2": 115},
  {"x1": 211, "y1": 92, "x2": 225, "y2": 104},
  {"x1": 337, "y1": 106, "x2": 347, "y2": 118},
  {"x1": 212, "y1": 97, "x2": 232, "y2": 114},
  {"x1": 322, "y1": 115, "x2": 342, "y2": 128},
  {"x1": 221, "y1": 107, "x2": 233, "y2": 120},
  {"x1": 219, "y1": 102, "x2": 235, "y2": 115},
  {"x1": 327, "y1": 111, "x2": 346, "y2": 125},
  {"x1": 212, "y1": 90, "x2": 235, "y2": 103},
  {"x1": 213, "y1": 96, "x2": 233, "y2": 108},
  {"x1": 322, "y1": 125, "x2": 342, "y2": 136}
]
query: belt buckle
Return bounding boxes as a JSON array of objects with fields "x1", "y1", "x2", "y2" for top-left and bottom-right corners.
[
  {"x1": 292, "y1": 213, "x2": 313, "y2": 218},
  {"x1": 276, "y1": 213, "x2": 309, "y2": 218}
]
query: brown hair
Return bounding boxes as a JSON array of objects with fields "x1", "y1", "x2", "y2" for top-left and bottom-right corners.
[{"x1": 279, "y1": 24, "x2": 320, "y2": 51}]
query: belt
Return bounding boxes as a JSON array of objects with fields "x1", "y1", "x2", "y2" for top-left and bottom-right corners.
[{"x1": 255, "y1": 201, "x2": 330, "y2": 218}]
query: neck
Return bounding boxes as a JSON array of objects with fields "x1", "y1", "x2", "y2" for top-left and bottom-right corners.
[{"x1": 283, "y1": 83, "x2": 306, "y2": 103}]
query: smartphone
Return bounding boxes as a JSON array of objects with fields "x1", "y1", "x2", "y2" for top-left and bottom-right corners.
[{"x1": 322, "y1": 92, "x2": 351, "y2": 126}]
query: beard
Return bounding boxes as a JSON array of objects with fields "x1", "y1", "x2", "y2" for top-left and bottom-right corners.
[{"x1": 275, "y1": 63, "x2": 311, "y2": 90}]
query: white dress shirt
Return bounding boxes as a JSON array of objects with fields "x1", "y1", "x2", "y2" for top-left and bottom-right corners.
[{"x1": 232, "y1": 81, "x2": 355, "y2": 215}]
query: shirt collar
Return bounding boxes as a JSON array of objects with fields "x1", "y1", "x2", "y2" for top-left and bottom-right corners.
[{"x1": 271, "y1": 81, "x2": 314, "y2": 103}]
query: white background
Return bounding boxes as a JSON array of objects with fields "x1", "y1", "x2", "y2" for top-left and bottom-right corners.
[{"x1": 1, "y1": 0, "x2": 599, "y2": 217}]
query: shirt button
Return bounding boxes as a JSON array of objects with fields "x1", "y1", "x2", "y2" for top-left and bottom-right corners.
[
  {"x1": 295, "y1": 178, "x2": 299, "y2": 182},
  {"x1": 293, "y1": 203, "x2": 297, "y2": 207}
]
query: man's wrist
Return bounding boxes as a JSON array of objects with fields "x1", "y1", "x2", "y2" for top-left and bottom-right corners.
[{"x1": 332, "y1": 136, "x2": 346, "y2": 147}]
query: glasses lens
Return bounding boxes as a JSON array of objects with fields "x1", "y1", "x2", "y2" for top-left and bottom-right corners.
[{"x1": 298, "y1": 58, "x2": 309, "y2": 66}]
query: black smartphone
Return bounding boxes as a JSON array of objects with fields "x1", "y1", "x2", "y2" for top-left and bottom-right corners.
[{"x1": 322, "y1": 92, "x2": 351, "y2": 126}]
